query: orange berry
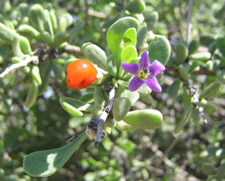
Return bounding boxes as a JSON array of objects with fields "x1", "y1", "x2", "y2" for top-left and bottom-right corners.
[{"x1": 67, "y1": 59, "x2": 98, "y2": 89}]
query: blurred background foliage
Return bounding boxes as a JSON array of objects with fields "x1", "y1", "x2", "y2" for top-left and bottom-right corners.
[{"x1": 0, "y1": 0, "x2": 225, "y2": 180}]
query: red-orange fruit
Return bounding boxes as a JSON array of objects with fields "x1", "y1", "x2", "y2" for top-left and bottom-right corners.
[{"x1": 67, "y1": 59, "x2": 98, "y2": 89}]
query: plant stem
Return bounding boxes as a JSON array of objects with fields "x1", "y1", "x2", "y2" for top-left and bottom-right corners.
[
  {"x1": 86, "y1": 84, "x2": 115, "y2": 146},
  {"x1": 0, "y1": 55, "x2": 38, "y2": 78},
  {"x1": 186, "y1": 0, "x2": 194, "y2": 44}
]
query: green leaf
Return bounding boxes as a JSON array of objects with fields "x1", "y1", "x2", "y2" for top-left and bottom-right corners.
[
  {"x1": 143, "y1": 11, "x2": 159, "y2": 30},
  {"x1": 136, "y1": 23, "x2": 148, "y2": 49},
  {"x1": 116, "y1": 120, "x2": 137, "y2": 131},
  {"x1": 189, "y1": 52, "x2": 211, "y2": 61},
  {"x1": 116, "y1": 87, "x2": 139, "y2": 106},
  {"x1": 12, "y1": 37, "x2": 24, "y2": 58},
  {"x1": 93, "y1": 87, "x2": 107, "y2": 108},
  {"x1": 139, "y1": 93, "x2": 153, "y2": 104},
  {"x1": 61, "y1": 102, "x2": 83, "y2": 117},
  {"x1": 216, "y1": 163, "x2": 225, "y2": 178},
  {"x1": 121, "y1": 45, "x2": 137, "y2": 62},
  {"x1": 44, "y1": 10, "x2": 54, "y2": 37},
  {"x1": 53, "y1": 32, "x2": 69, "y2": 48},
  {"x1": 52, "y1": 61, "x2": 66, "y2": 80},
  {"x1": 23, "y1": 131, "x2": 87, "y2": 177},
  {"x1": 17, "y1": 24, "x2": 40, "y2": 38},
  {"x1": 49, "y1": 10, "x2": 58, "y2": 33},
  {"x1": 0, "y1": 22, "x2": 18, "y2": 44},
  {"x1": 200, "y1": 99, "x2": 217, "y2": 114},
  {"x1": 175, "y1": 104, "x2": 192, "y2": 133},
  {"x1": 39, "y1": 59, "x2": 52, "y2": 95},
  {"x1": 82, "y1": 42, "x2": 107, "y2": 70},
  {"x1": 200, "y1": 35, "x2": 215, "y2": 47},
  {"x1": 28, "y1": 4, "x2": 46, "y2": 32},
  {"x1": 188, "y1": 39, "x2": 199, "y2": 55},
  {"x1": 107, "y1": 17, "x2": 139, "y2": 62},
  {"x1": 25, "y1": 79, "x2": 39, "y2": 108},
  {"x1": 107, "y1": 55, "x2": 118, "y2": 77},
  {"x1": 113, "y1": 97, "x2": 131, "y2": 121},
  {"x1": 167, "y1": 79, "x2": 181, "y2": 98},
  {"x1": 123, "y1": 109, "x2": 163, "y2": 129},
  {"x1": 31, "y1": 66, "x2": 42, "y2": 85},
  {"x1": 216, "y1": 37, "x2": 225, "y2": 57},
  {"x1": 59, "y1": 97, "x2": 97, "y2": 116},
  {"x1": 19, "y1": 36, "x2": 33, "y2": 55},
  {"x1": 200, "y1": 81, "x2": 223, "y2": 99},
  {"x1": 59, "y1": 13, "x2": 73, "y2": 32},
  {"x1": 178, "y1": 64, "x2": 189, "y2": 81},
  {"x1": 123, "y1": 28, "x2": 137, "y2": 47},
  {"x1": 175, "y1": 41, "x2": 188, "y2": 64},
  {"x1": 125, "y1": 0, "x2": 145, "y2": 14},
  {"x1": 189, "y1": 61, "x2": 199, "y2": 73},
  {"x1": 39, "y1": 31, "x2": 54, "y2": 47},
  {"x1": 148, "y1": 35, "x2": 171, "y2": 64}
]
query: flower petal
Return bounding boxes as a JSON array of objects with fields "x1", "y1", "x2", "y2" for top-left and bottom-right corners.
[
  {"x1": 138, "y1": 51, "x2": 150, "y2": 70},
  {"x1": 129, "y1": 76, "x2": 144, "y2": 91},
  {"x1": 145, "y1": 77, "x2": 162, "y2": 92},
  {"x1": 148, "y1": 60, "x2": 166, "y2": 76},
  {"x1": 121, "y1": 62, "x2": 139, "y2": 74}
]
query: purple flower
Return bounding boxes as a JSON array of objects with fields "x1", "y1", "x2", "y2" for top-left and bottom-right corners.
[{"x1": 121, "y1": 51, "x2": 165, "y2": 92}]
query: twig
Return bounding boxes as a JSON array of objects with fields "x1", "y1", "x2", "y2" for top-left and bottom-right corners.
[
  {"x1": 185, "y1": 83, "x2": 208, "y2": 124},
  {"x1": 166, "y1": 66, "x2": 216, "y2": 76},
  {"x1": 86, "y1": 84, "x2": 115, "y2": 146},
  {"x1": 88, "y1": 9, "x2": 108, "y2": 19},
  {"x1": 0, "y1": 55, "x2": 38, "y2": 78},
  {"x1": 186, "y1": 0, "x2": 194, "y2": 44},
  {"x1": 165, "y1": 134, "x2": 180, "y2": 155},
  {"x1": 64, "y1": 44, "x2": 83, "y2": 57}
]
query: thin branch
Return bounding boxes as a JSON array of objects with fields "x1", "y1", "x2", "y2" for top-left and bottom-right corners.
[
  {"x1": 0, "y1": 55, "x2": 38, "y2": 78},
  {"x1": 186, "y1": 0, "x2": 194, "y2": 44},
  {"x1": 165, "y1": 134, "x2": 180, "y2": 155},
  {"x1": 166, "y1": 66, "x2": 216, "y2": 76},
  {"x1": 64, "y1": 44, "x2": 83, "y2": 57},
  {"x1": 86, "y1": 84, "x2": 115, "y2": 146}
]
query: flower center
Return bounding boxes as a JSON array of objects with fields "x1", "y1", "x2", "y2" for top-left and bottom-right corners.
[{"x1": 137, "y1": 69, "x2": 150, "y2": 80}]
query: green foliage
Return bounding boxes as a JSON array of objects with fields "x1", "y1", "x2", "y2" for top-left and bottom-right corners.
[
  {"x1": 82, "y1": 42, "x2": 107, "y2": 70},
  {"x1": 123, "y1": 109, "x2": 163, "y2": 129},
  {"x1": 107, "y1": 17, "x2": 139, "y2": 65},
  {"x1": 24, "y1": 131, "x2": 87, "y2": 177},
  {"x1": 0, "y1": 0, "x2": 225, "y2": 180},
  {"x1": 148, "y1": 35, "x2": 171, "y2": 64}
]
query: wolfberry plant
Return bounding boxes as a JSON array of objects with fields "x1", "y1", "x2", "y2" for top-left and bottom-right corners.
[{"x1": 0, "y1": 0, "x2": 224, "y2": 180}]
